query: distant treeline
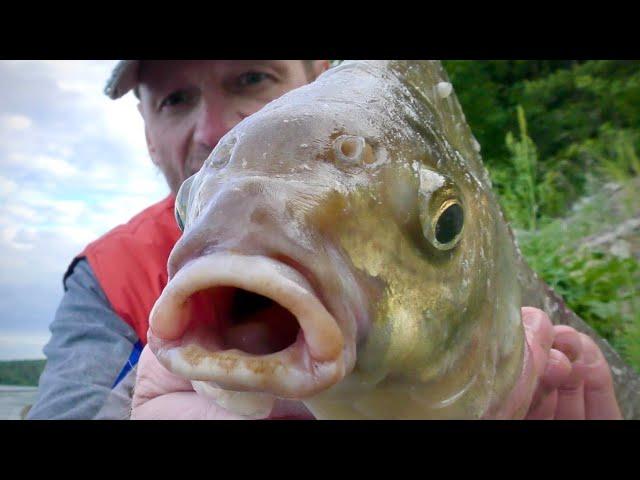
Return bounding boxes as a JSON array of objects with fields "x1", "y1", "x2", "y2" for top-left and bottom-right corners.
[{"x1": 0, "y1": 360, "x2": 45, "y2": 386}]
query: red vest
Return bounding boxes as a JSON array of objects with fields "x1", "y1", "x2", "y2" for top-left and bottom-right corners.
[{"x1": 76, "y1": 195, "x2": 181, "y2": 344}]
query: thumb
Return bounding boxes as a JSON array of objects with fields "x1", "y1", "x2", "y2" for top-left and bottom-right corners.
[
  {"x1": 487, "y1": 307, "x2": 555, "y2": 419},
  {"x1": 522, "y1": 307, "x2": 555, "y2": 358}
]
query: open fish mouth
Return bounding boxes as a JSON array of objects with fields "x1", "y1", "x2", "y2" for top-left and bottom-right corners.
[{"x1": 148, "y1": 253, "x2": 347, "y2": 399}]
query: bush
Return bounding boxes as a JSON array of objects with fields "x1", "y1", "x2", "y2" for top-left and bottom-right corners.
[
  {"x1": 488, "y1": 107, "x2": 640, "y2": 373},
  {"x1": 445, "y1": 60, "x2": 640, "y2": 372}
]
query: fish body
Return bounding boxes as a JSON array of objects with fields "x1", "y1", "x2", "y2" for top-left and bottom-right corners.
[{"x1": 148, "y1": 61, "x2": 640, "y2": 419}]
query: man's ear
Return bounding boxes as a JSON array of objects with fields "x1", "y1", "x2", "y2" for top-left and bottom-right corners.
[{"x1": 138, "y1": 103, "x2": 158, "y2": 165}]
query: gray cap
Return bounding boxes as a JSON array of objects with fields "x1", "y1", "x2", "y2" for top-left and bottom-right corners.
[{"x1": 104, "y1": 60, "x2": 140, "y2": 100}]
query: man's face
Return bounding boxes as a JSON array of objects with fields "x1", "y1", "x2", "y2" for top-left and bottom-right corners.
[{"x1": 137, "y1": 60, "x2": 328, "y2": 194}]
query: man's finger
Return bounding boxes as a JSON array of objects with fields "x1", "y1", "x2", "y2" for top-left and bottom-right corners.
[
  {"x1": 525, "y1": 349, "x2": 570, "y2": 419},
  {"x1": 132, "y1": 391, "x2": 247, "y2": 420},
  {"x1": 552, "y1": 328, "x2": 586, "y2": 419},
  {"x1": 580, "y1": 334, "x2": 623, "y2": 420},
  {"x1": 522, "y1": 307, "x2": 554, "y2": 355},
  {"x1": 522, "y1": 307, "x2": 555, "y2": 391},
  {"x1": 526, "y1": 390, "x2": 558, "y2": 420},
  {"x1": 552, "y1": 325, "x2": 583, "y2": 362},
  {"x1": 132, "y1": 345, "x2": 193, "y2": 409},
  {"x1": 540, "y1": 347, "x2": 573, "y2": 391},
  {"x1": 503, "y1": 307, "x2": 556, "y2": 419}
]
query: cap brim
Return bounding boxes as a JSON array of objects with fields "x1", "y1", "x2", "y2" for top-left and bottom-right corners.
[{"x1": 104, "y1": 60, "x2": 140, "y2": 100}]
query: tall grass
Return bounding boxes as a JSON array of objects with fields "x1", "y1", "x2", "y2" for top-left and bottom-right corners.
[
  {"x1": 507, "y1": 106, "x2": 538, "y2": 229},
  {"x1": 491, "y1": 105, "x2": 577, "y2": 230}
]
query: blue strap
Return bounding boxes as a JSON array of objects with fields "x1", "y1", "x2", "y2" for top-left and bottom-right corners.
[{"x1": 112, "y1": 340, "x2": 143, "y2": 388}]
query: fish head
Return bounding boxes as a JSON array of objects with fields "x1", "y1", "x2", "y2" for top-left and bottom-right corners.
[{"x1": 148, "y1": 61, "x2": 525, "y2": 419}]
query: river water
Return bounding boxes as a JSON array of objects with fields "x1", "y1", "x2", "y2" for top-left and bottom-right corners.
[{"x1": 0, "y1": 385, "x2": 39, "y2": 420}]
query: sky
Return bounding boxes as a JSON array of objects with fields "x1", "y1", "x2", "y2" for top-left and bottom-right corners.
[{"x1": 0, "y1": 61, "x2": 169, "y2": 360}]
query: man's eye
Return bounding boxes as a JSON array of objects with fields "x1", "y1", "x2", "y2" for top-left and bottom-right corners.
[
  {"x1": 237, "y1": 72, "x2": 272, "y2": 88},
  {"x1": 160, "y1": 90, "x2": 191, "y2": 109}
]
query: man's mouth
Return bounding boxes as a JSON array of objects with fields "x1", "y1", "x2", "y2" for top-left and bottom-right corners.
[{"x1": 148, "y1": 254, "x2": 347, "y2": 402}]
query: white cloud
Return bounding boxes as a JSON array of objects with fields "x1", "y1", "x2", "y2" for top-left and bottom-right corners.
[
  {"x1": 45, "y1": 143, "x2": 73, "y2": 158},
  {"x1": 0, "y1": 114, "x2": 32, "y2": 130},
  {"x1": 45, "y1": 224, "x2": 99, "y2": 247},
  {"x1": 0, "y1": 60, "x2": 169, "y2": 359},
  {"x1": 1, "y1": 203, "x2": 42, "y2": 223},
  {"x1": 4, "y1": 152, "x2": 27, "y2": 165},
  {"x1": 31, "y1": 154, "x2": 78, "y2": 178},
  {"x1": 1, "y1": 225, "x2": 35, "y2": 250},
  {"x1": 0, "y1": 176, "x2": 17, "y2": 196},
  {"x1": 0, "y1": 224, "x2": 87, "y2": 285},
  {"x1": 15, "y1": 188, "x2": 53, "y2": 207},
  {"x1": 37, "y1": 60, "x2": 148, "y2": 165},
  {"x1": 100, "y1": 95, "x2": 149, "y2": 166}
]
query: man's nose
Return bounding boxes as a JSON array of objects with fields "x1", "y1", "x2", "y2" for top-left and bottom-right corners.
[{"x1": 193, "y1": 99, "x2": 240, "y2": 150}]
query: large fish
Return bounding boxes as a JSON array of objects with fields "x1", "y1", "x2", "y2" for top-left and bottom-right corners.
[{"x1": 148, "y1": 60, "x2": 640, "y2": 419}]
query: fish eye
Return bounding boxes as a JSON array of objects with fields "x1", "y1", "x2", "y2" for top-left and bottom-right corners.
[
  {"x1": 175, "y1": 206, "x2": 185, "y2": 232},
  {"x1": 420, "y1": 195, "x2": 464, "y2": 251},
  {"x1": 175, "y1": 174, "x2": 197, "y2": 232},
  {"x1": 418, "y1": 196, "x2": 465, "y2": 252},
  {"x1": 434, "y1": 201, "x2": 464, "y2": 248},
  {"x1": 416, "y1": 167, "x2": 464, "y2": 251}
]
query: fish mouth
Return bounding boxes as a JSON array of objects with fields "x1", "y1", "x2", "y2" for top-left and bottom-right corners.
[{"x1": 148, "y1": 253, "x2": 347, "y2": 400}]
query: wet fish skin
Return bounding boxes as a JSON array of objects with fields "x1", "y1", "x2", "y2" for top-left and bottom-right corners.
[{"x1": 152, "y1": 61, "x2": 640, "y2": 419}]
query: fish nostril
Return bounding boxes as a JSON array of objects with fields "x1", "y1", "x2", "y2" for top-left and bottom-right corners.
[
  {"x1": 334, "y1": 135, "x2": 365, "y2": 163},
  {"x1": 340, "y1": 137, "x2": 362, "y2": 158},
  {"x1": 334, "y1": 135, "x2": 376, "y2": 165}
]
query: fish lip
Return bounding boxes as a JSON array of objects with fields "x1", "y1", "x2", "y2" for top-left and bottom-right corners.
[{"x1": 148, "y1": 252, "x2": 348, "y2": 398}]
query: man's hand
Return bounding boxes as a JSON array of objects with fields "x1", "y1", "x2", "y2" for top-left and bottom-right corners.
[
  {"x1": 131, "y1": 344, "x2": 247, "y2": 419},
  {"x1": 131, "y1": 344, "x2": 313, "y2": 420},
  {"x1": 521, "y1": 307, "x2": 622, "y2": 419}
]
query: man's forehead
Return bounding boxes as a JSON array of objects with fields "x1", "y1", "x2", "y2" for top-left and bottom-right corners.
[
  {"x1": 106, "y1": 60, "x2": 312, "y2": 100},
  {"x1": 138, "y1": 60, "x2": 297, "y2": 89}
]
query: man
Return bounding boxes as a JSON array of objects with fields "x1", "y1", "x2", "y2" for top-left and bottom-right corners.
[{"x1": 28, "y1": 60, "x2": 622, "y2": 420}]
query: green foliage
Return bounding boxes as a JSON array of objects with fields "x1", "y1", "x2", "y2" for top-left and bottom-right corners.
[
  {"x1": 0, "y1": 360, "x2": 46, "y2": 386},
  {"x1": 494, "y1": 125, "x2": 640, "y2": 372},
  {"x1": 445, "y1": 60, "x2": 640, "y2": 373},
  {"x1": 583, "y1": 126, "x2": 640, "y2": 188},
  {"x1": 445, "y1": 60, "x2": 640, "y2": 169},
  {"x1": 517, "y1": 61, "x2": 640, "y2": 165},
  {"x1": 489, "y1": 106, "x2": 577, "y2": 229},
  {"x1": 493, "y1": 106, "x2": 539, "y2": 229},
  {"x1": 517, "y1": 215, "x2": 640, "y2": 371},
  {"x1": 443, "y1": 60, "x2": 582, "y2": 169}
]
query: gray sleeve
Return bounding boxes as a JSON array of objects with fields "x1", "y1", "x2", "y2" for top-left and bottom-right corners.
[{"x1": 27, "y1": 258, "x2": 140, "y2": 420}]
